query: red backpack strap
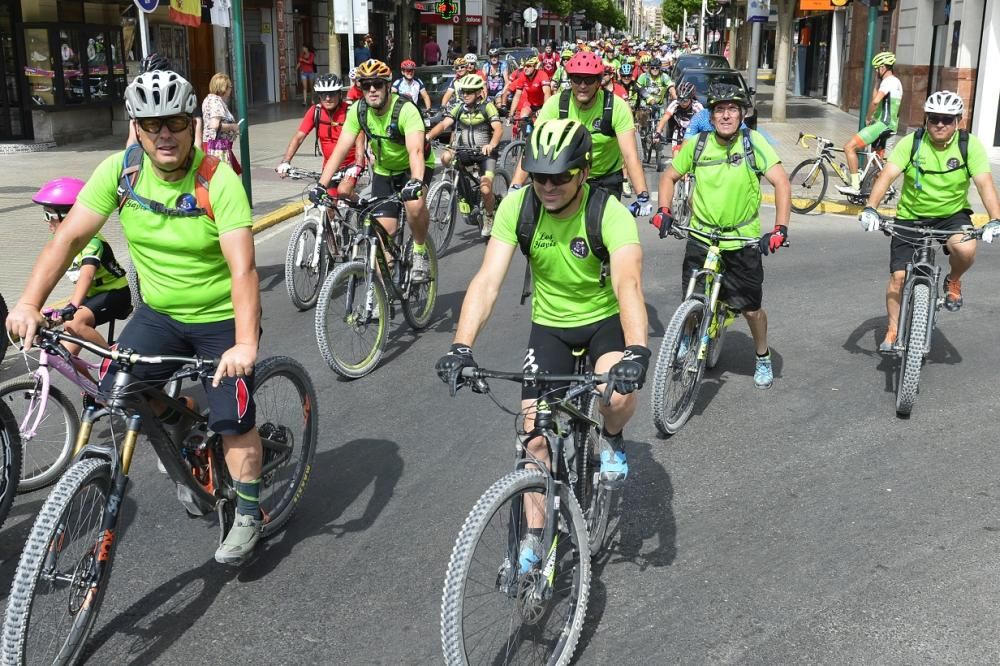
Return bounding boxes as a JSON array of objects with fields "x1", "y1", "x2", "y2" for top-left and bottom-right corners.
[{"x1": 195, "y1": 155, "x2": 221, "y2": 221}]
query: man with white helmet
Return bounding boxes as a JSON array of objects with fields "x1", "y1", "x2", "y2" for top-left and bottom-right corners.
[
  {"x1": 6, "y1": 70, "x2": 265, "y2": 564},
  {"x1": 861, "y1": 90, "x2": 1000, "y2": 352},
  {"x1": 838, "y1": 51, "x2": 903, "y2": 196}
]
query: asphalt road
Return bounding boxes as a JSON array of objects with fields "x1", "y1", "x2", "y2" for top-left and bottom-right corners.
[{"x1": 4, "y1": 173, "x2": 1000, "y2": 665}]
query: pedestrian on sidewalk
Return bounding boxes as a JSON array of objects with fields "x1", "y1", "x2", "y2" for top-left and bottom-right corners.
[
  {"x1": 354, "y1": 35, "x2": 373, "y2": 64},
  {"x1": 423, "y1": 35, "x2": 441, "y2": 66},
  {"x1": 203, "y1": 73, "x2": 242, "y2": 175},
  {"x1": 297, "y1": 45, "x2": 316, "y2": 107}
]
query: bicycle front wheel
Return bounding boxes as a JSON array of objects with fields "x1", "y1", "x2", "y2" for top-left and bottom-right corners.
[
  {"x1": 425, "y1": 179, "x2": 458, "y2": 256},
  {"x1": 651, "y1": 299, "x2": 708, "y2": 436},
  {"x1": 2, "y1": 458, "x2": 115, "y2": 665},
  {"x1": 284, "y1": 210, "x2": 329, "y2": 311},
  {"x1": 252, "y1": 356, "x2": 319, "y2": 535},
  {"x1": 402, "y1": 238, "x2": 438, "y2": 331},
  {"x1": 788, "y1": 159, "x2": 828, "y2": 214},
  {"x1": 0, "y1": 378, "x2": 79, "y2": 492},
  {"x1": 0, "y1": 400, "x2": 21, "y2": 531},
  {"x1": 705, "y1": 308, "x2": 731, "y2": 370},
  {"x1": 498, "y1": 140, "x2": 525, "y2": 175},
  {"x1": 315, "y1": 260, "x2": 389, "y2": 379},
  {"x1": 579, "y1": 397, "x2": 612, "y2": 558},
  {"x1": 896, "y1": 283, "x2": 930, "y2": 416},
  {"x1": 441, "y1": 469, "x2": 591, "y2": 666}
]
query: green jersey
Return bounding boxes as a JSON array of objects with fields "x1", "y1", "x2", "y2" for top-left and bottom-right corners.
[
  {"x1": 671, "y1": 130, "x2": 781, "y2": 250},
  {"x1": 536, "y1": 92, "x2": 635, "y2": 178},
  {"x1": 548, "y1": 67, "x2": 572, "y2": 92},
  {"x1": 67, "y1": 234, "x2": 127, "y2": 297},
  {"x1": 636, "y1": 72, "x2": 673, "y2": 106},
  {"x1": 874, "y1": 75, "x2": 903, "y2": 132},
  {"x1": 344, "y1": 94, "x2": 435, "y2": 176},
  {"x1": 76, "y1": 149, "x2": 252, "y2": 323},
  {"x1": 888, "y1": 130, "x2": 990, "y2": 220},
  {"x1": 446, "y1": 101, "x2": 500, "y2": 147},
  {"x1": 492, "y1": 185, "x2": 640, "y2": 327}
]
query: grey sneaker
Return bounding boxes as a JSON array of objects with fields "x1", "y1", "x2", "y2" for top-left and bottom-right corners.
[
  {"x1": 480, "y1": 211, "x2": 494, "y2": 238},
  {"x1": 214, "y1": 513, "x2": 262, "y2": 565},
  {"x1": 754, "y1": 354, "x2": 774, "y2": 389},
  {"x1": 410, "y1": 249, "x2": 431, "y2": 284}
]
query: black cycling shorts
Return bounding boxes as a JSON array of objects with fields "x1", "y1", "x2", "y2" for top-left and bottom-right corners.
[
  {"x1": 682, "y1": 240, "x2": 764, "y2": 312},
  {"x1": 588, "y1": 171, "x2": 625, "y2": 200},
  {"x1": 98, "y1": 305, "x2": 257, "y2": 435},
  {"x1": 371, "y1": 170, "x2": 433, "y2": 219},
  {"x1": 889, "y1": 210, "x2": 971, "y2": 274},
  {"x1": 81, "y1": 287, "x2": 132, "y2": 327},
  {"x1": 521, "y1": 314, "x2": 625, "y2": 400}
]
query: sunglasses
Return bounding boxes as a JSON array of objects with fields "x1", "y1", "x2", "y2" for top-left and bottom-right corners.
[
  {"x1": 927, "y1": 113, "x2": 957, "y2": 126},
  {"x1": 533, "y1": 169, "x2": 580, "y2": 186},
  {"x1": 319, "y1": 92, "x2": 340, "y2": 100},
  {"x1": 402, "y1": 68, "x2": 415, "y2": 73},
  {"x1": 569, "y1": 75, "x2": 600, "y2": 86},
  {"x1": 137, "y1": 115, "x2": 192, "y2": 134},
  {"x1": 43, "y1": 210, "x2": 65, "y2": 223},
  {"x1": 358, "y1": 79, "x2": 388, "y2": 91}
]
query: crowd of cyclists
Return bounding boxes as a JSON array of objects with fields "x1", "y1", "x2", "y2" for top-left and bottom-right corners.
[{"x1": 5, "y1": 30, "x2": 1000, "y2": 662}]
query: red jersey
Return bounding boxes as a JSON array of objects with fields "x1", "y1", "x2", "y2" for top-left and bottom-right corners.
[
  {"x1": 510, "y1": 70, "x2": 550, "y2": 112},
  {"x1": 540, "y1": 52, "x2": 559, "y2": 70},
  {"x1": 298, "y1": 103, "x2": 356, "y2": 167},
  {"x1": 611, "y1": 83, "x2": 628, "y2": 100},
  {"x1": 347, "y1": 85, "x2": 363, "y2": 103}
]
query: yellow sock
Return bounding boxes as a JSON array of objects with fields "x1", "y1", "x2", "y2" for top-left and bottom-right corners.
[{"x1": 851, "y1": 173, "x2": 861, "y2": 190}]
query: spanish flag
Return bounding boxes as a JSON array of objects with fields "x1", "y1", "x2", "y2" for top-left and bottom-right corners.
[{"x1": 169, "y1": 0, "x2": 201, "y2": 27}]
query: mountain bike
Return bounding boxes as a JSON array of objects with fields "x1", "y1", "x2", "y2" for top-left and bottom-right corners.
[
  {"x1": 638, "y1": 98, "x2": 664, "y2": 168},
  {"x1": 426, "y1": 143, "x2": 511, "y2": 253},
  {"x1": 789, "y1": 131, "x2": 898, "y2": 214},
  {"x1": 651, "y1": 223, "x2": 775, "y2": 435},
  {"x1": 1, "y1": 327, "x2": 317, "y2": 664},
  {"x1": 314, "y1": 192, "x2": 437, "y2": 379},
  {"x1": 440, "y1": 363, "x2": 614, "y2": 666},
  {"x1": 874, "y1": 217, "x2": 984, "y2": 416},
  {"x1": 671, "y1": 167, "x2": 695, "y2": 228},
  {"x1": 283, "y1": 167, "x2": 362, "y2": 310},
  {"x1": 0, "y1": 399, "x2": 21, "y2": 532},
  {"x1": 498, "y1": 108, "x2": 539, "y2": 175}
]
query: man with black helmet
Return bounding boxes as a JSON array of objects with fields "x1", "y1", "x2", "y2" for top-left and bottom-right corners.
[
  {"x1": 436, "y1": 118, "x2": 648, "y2": 572},
  {"x1": 652, "y1": 83, "x2": 791, "y2": 390}
]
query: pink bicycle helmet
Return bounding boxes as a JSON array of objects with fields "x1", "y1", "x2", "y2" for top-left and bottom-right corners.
[
  {"x1": 565, "y1": 51, "x2": 604, "y2": 76},
  {"x1": 33, "y1": 177, "x2": 85, "y2": 211}
]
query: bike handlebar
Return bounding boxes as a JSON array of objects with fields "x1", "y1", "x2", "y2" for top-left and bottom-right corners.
[
  {"x1": 37, "y1": 328, "x2": 217, "y2": 371},
  {"x1": 285, "y1": 167, "x2": 323, "y2": 181},
  {"x1": 671, "y1": 223, "x2": 761, "y2": 245},
  {"x1": 459, "y1": 367, "x2": 610, "y2": 385},
  {"x1": 877, "y1": 219, "x2": 982, "y2": 240}
]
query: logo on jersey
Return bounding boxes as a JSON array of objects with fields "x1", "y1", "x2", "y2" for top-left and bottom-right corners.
[
  {"x1": 947, "y1": 157, "x2": 961, "y2": 170},
  {"x1": 569, "y1": 237, "x2": 589, "y2": 259},
  {"x1": 729, "y1": 152, "x2": 744, "y2": 167},
  {"x1": 592, "y1": 119, "x2": 604, "y2": 133},
  {"x1": 176, "y1": 193, "x2": 198, "y2": 211}
]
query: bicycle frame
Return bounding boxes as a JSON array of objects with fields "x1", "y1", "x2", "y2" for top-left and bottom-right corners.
[
  {"x1": 16, "y1": 349, "x2": 98, "y2": 439},
  {"x1": 798, "y1": 132, "x2": 889, "y2": 186},
  {"x1": 345, "y1": 196, "x2": 412, "y2": 306}
]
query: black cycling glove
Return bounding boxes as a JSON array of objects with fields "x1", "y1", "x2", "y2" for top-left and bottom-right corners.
[{"x1": 608, "y1": 345, "x2": 651, "y2": 394}]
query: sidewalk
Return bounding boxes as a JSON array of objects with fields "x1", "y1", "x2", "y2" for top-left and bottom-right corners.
[
  {"x1": 0, "y1": 101, "x2": 316, "y2": 302},
  {"x1": 750, "y1": 80, "x2": 1000, "y2": 219}
]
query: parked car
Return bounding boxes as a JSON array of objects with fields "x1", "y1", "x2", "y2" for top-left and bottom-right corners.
[
  {"x1": 412, "y1": 64, "x2": 457, "y2": 110},
  {"x1": 676, "y1": 67, "x2": 758, "y2": 130},
  {"x1": 670, "y1": 53, "x2": 731, "y2": 82}
]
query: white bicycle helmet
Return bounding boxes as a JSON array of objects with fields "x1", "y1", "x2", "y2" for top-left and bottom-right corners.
[
  {"x1": 924, "y1": 90, "x2": 964, "y2": 116},
  {"x1": 463, "y1": 53, "x2": 478, "y2": 65},
  {"x1": 314, "y1": 73, "x2": 343, "y2": 93},
  {"x1": 124, "y1": 70, "x2": 197, "y2": 118}
]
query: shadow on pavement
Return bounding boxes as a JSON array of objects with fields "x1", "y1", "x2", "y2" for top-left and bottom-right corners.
[
  {"x1": 238, "y1": 438, "x2": 403, "y2": 582},
  {"x1": 256, "y1": 263, "x2": 285, "y2": 295}
]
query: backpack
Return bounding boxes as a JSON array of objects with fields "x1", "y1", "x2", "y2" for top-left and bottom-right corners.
[
  {"x1": 907, "y1": 128, "x2": 971, "y2": 178},
  {"x1": 356, "y1": 95, "x2": 430, "y2": 157},
  {"x1": 691, "y1": 127, "x2": 762, "y2": 178},
  {"x1": 558, "y1": 88, "x2": 617, "y2": 138},
  {"x1": 515, "y1": 186, "x2": 614, "y2": 303},
  {"x1": 117, "y1": 143, "x2": 219, "y2": 220},
  {"x1": 312, "y1": 103, "x2": 344, "y2": 157}
]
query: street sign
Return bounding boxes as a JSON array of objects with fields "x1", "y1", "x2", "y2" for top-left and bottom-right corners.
[
  {"x1": 333, "y1": 0, "x2": 368, "y2": 33},
  {"x1": 133, "y1": 0, "x2": 159, "y2": 11},
  {"x1": 747, "y1": 0, "x2": 769, "y2": 22},
  {"x1": 523, "y1": 7, "x2": 538, "y2": 22},
  {"x1": 525, "y1": 21, "x2": 536, "y2": 29}
]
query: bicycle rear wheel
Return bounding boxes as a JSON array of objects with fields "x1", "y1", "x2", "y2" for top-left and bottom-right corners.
[
  {"x1": 426, "y1": 179, "x2": 458, "y2": 256},
  {"x1": 498, "y1": 140, "x2": 524, "y2": 175},
  {"x1": 251, "y1": 356, "x2": 319, "y2": 535},
  {"x1": 2, "y1": 458, "x2": 114, "y2": 665},
  {"x1": 896, "y1": 283, "x2": 930, "y2": 416},
  {"x1": 651, "y1": 299, "x2": 708, "y2": 436},
  {"x1": 284, "y1": 209, "x2": 329, "y2": 311},
  {"x1": 315, "y1": 260, "x2": 388, "y2": 379},
  {"x1": 0, "y1": 378, "x2": 79, "y2": 492},
  {"x1": 441, "y1": 469, "x2": 590, "y2": 666},
  {"x1": 0, "y1": 400, "x2": 21, "y2": 531},
  {"x1": 402, "y1": 237, "x2": 438, "y2": 331},
  {"x1": 788, "y1": 159, "x2": 828, "y2": 214}
]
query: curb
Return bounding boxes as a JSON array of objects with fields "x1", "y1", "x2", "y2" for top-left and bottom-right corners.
[
  {"x1": 762, "y1": 193, "x2": 989, "y2": 225},
  {"x1": 251, "y1": 202, "x2": 304, "y2": 234}
]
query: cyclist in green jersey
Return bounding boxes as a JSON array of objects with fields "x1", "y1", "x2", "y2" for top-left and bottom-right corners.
[
  {"x1": 7, "y1": 70, "x2": 264, "y2": 564},
  {"x1": 310, "y1": 59, "x2": 434, "y2": 282},
  {"x1": 860, "y1": 90, "x2": 1000, "y2": 352},
  {"x1": 426, "y1": 74, "x2": 504, "y2": 236},
  {"x1": 435, "y1": 119, "x2": 649, "y2": 572},
  {"x1": 838, "y1": 51, "x2": 903, "y2": 196},
  {"x1": 652, "y1": 83, "x2": 792, "y2": 389},
  {"x1": 635, "y1": 58, "x2": 675, "y2": 107}
]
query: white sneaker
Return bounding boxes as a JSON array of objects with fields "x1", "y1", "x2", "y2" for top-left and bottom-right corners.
[
  {"x1": 836, "y1": 184, "x2": 860, "y2": 196},
  {"x1": 480, "y1": 212, "x2": 494, "y2": 238}
]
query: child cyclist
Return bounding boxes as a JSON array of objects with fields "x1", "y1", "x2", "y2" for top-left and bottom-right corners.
[{"x1": 31, "y1": 177, "x2": 132, "y2": 353}]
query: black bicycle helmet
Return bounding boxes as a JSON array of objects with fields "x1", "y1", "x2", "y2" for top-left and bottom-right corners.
[
  {"x1": 677, "y1": 81, "x2": 697, "y2": 100},
  {"x1": 707, "y1": 83, "x2": 749, "y2": 110},
  {"x1": 139, "y1": 52, "x2": 171, "y2": 73},
  {"x1": 522, "y1": 119, "x2": 592, "y2": 175}
]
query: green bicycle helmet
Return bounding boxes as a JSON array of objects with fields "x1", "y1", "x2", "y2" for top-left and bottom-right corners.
[
  {"x1": 871, "y1": 51, "x2": 896, "y2": 68},
  {"x1": 522, "y1": 119, "x2": 592, "y2": 175},
  {"x1": 456, "y1": 74, "x2": 485, "y2": 92},
  {"x1": 706, "y1": 82, "x2": 749, "y2": 110}
]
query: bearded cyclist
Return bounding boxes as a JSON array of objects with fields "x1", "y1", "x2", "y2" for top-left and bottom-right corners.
[
  {"x1": 310, "y1": 59, "x2": 435, "y2": 282},
  {"x1": 514, "y1": 51, "x2": 650, "y2": 211},
  {"x1": 435, "y1": 119, "x2": 649, "y2": 572},
  {"x1": 7, "y1": 70, "x2": 265, "y2": 564},
  {"x1": 652, "y1": 83, "x2": 792, "y2": 389},
  {"x1": 654, "y1": 81, "x2": 703, "y2": 154},
  {"x1": 426, "y1": 74, "x2": 504, "y2": 237},
  {"x1": 838, "y1": 51, "x2": 903, "y2": 196},
  {"x1": 860, "y1": 90, "x2": 1000, "y2": 352}
]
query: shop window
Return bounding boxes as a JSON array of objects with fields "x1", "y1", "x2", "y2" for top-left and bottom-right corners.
[
  {"x1": 85, "y1": 31, "x2": 110, "y2": 100},
  {"x1": 60, "y1": 29, "x2": 85, "y2": 104},
  {"x1": 23, "y1": 24, "x2": 125, "y2": 107},
  {"x1": 24, "y1": 28, "x2": 54, "y2": 106}
]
